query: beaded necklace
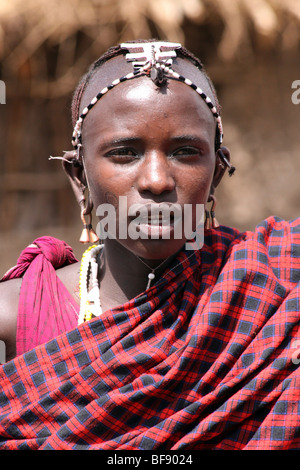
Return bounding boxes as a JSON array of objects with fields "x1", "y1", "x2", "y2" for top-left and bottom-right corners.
[
  {"x1": 78, "y1": 244, "x2": 103, "y2": 324},
  {"x1": 78, "y1": 243, "x2": 173, "y2": 324},
  {"x1": 78, "y1": 242, "x2": 200, "y2": 324}
]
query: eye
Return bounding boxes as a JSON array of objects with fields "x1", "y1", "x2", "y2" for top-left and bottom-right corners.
[
  {"x1": 105, "y1": 147, "x2": 138, "y2": 162},
  {"x1": 171, "y1": 147, "x2": 203, "y2": 160}
]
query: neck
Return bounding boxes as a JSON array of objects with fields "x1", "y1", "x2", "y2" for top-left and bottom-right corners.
[{"x1": 98, "y1": 239, "x2": 180, "y2": 310}]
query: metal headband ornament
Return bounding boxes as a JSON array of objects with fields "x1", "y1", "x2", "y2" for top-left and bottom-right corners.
[
  {"x1": 121, "y1": 41, "x2": 181, "y2": 67},
  {"x1": 71, "y1": 41, "x2": 223, "y2": 151}
]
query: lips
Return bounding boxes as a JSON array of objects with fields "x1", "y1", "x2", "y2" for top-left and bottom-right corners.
[
  {"x1": 137, "y1": 213, "x2": 175, "y2": 226},
  {"x1": 126, "y1": 202, "x2": 183, "y2": 239},
  {"x1": 128, "y1": 202, "x2": 179, "y2": 225}
]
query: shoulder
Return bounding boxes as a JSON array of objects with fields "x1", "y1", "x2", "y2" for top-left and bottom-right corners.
[
  {"x1": 215, "y1": 216, "x2": 300, "y2": 250},
  {"x1": 252, "y1": 216, "x2": 300, "y2": 238},
  {"x1": 236, "y1": 216, "x2": 300, "y2": 285},
  {"x1": 0, "y1": 241, "x2": 81, "y2": 362},
  {"x1": 246, "y1": 216, "x2": 300, "y2": 253},
  {"x1": 56, "y1": 260, "x2": 81, "y2": 304},
  {"x1": 0, "y1": 277, "x2": 22, "y2": 361}
]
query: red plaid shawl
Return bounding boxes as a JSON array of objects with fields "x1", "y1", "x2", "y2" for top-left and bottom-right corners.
[{"x1": 0, "y1": 217, "x2": 299, "y2": 450}]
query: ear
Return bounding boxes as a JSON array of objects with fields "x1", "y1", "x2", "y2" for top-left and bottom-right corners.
[
  {"x1": 211, "y1": 146, "x2": 231, "y2": 193},
  {"x1": 62, "y1": 151, "x2": 87, "y2": 206}
]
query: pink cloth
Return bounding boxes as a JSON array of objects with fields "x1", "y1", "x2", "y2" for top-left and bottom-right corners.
[{"x1": 1, "y1": 236, "x2": 79, "y2": 356}]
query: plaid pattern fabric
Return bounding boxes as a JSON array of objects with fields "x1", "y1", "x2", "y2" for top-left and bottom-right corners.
[{"x1": 0, "y1": 216, "x2": 299, "y2": 450}]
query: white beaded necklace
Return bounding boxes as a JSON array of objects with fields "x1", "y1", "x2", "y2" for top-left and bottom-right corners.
[
  {"x1": 78, "y1": 244, "x2": 104, "y2": 324},
  {"x1": 78, "y1": 244, "x2": 185, "y2": 324}
]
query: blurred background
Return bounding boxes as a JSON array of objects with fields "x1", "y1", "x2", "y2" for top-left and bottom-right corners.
[{"x1": 0, "y1": 0, "x2": 299, "y2": 275}]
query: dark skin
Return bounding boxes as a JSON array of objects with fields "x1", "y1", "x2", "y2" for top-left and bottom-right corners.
[{"x1": 0, "y1": 55, "x2": 230, "y2": 362}]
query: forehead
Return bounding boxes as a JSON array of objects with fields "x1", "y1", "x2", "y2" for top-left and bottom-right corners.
[{"x1": 79, "y1": 54, "x2": 217, "y2": 115}]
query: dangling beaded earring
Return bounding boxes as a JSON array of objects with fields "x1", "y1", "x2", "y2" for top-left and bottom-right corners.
[
  {"x1": 79, "y1": 199, "x2": 100, "y2": 244},
  {"x1": 209, "y1": 195, "x2": 219, "y2": 229},
  {"x1": 80, "y1": 210, "x2": 99, "y2": 244},
  {"x1": 205, "y1": 208, "x2": 211, "y2": 230},
  {"x1": 205, "y1": 195, "x2": 219, "y2": 230}
]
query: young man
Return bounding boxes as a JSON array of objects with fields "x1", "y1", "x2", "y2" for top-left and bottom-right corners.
[{"x1": 0, "y1": 40, "x2": 299, "y2": 450}]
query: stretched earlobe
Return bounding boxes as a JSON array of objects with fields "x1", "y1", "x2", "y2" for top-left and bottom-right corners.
[
  {"x1": 61, "y1": 151, "x2": 87, "y2": 203},
  {"x1": 79, "y1": 201, "x2": 99, "y2": 244},
  {"x1": 212, "y1": 146, "x2": 235, "y2": 192},
  {"x1": 216, "y1": 147, "x2": 235, "y2": 177},
  {"x1": 205, "y1": 195, "x2": 219, "y2": 230},
  {"x1": 61, "y1": 152, "x2": 99, "y2": 244}
]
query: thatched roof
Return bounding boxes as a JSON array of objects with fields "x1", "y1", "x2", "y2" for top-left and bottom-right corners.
[
  {"x1": 1, "y1": 0, "x2": 300, "y2": 273},
  {"x1": 1, "y1": 0, "x2": 300, "y2": 97}
]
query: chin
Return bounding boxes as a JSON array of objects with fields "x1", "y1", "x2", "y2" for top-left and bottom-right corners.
[{"x1": 125, "y1": 237, "x2": 188, "y2": 261}]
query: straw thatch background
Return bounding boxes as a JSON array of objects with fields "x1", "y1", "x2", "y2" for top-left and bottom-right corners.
[{"x1": 0, "y1": 0, "x2": 300, "y2": 275}]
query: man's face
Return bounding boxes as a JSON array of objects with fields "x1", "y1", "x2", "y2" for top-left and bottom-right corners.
[{"x1": 79, "y1": 56, "x2": 219, "y2": 260}]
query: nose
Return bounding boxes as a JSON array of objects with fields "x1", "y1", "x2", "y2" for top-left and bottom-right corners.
[{"x1": 137, "y1": 152, "x2": 176, "y2": 196}]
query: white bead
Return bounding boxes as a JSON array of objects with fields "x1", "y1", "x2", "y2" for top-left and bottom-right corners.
[
  {"x1": 78, "y1": 244, "x2": 104, "y2": 324},
  {"x1": 148, "y1": 273, "x2": 155, "y2": 280}
]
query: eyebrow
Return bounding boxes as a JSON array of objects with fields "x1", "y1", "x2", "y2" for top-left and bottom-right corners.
[
  {"x1": 99, "y1": 134, "x2": 210, "y2": 147},
  {"x1": 102, "y1": 137, "x2": 140, "y2": 146},
  {"x1": 169, "y1": 135, "x2": 210, "y2": 145}
]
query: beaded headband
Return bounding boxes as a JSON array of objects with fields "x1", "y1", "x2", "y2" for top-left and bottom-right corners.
[{"x1": 71, "y1": 41, "x2": 224, "y2": 152}]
